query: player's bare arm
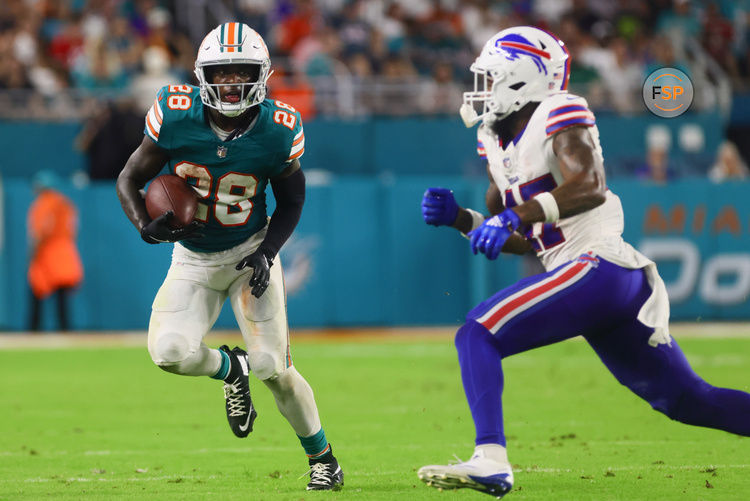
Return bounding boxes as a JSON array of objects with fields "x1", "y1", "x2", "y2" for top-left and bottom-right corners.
[
  {"x1": 446, "y1": 172, "x2": 505, "y2": 234},
  {"x1": 116, "y1": 136, "x2": 170, "y2": 231},
  {"x1": 512, "y1": 126, "x2": 607, "y2": 226},
  {"x1": 117, "y1": 137, "x2": 203, "y2": 244},
  {"x1": 451, "y1": 173, "x2": 531, "y2": 255},
  {"x1": 484, "y1": 178, "x2": 504, "y2": 216},
  {"x1": 422, "y1": 171, "x2": 531, "y2": 255},
  {"x1": 424, "y1": 166, "x2": 506, "y2": 234}
]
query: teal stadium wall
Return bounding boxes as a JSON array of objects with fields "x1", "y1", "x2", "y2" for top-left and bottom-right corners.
[
  {"x1": 0, "y1": 113, "x2": 743, "y2": 330},
  {"x1": 0, "y1": 112, "x2": 724, "y2": 178},
  {"x1": 2, "y1": 176, "x2": 750, "y2": 331}
]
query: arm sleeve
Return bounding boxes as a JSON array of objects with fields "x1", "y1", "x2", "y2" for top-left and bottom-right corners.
[{"x1": 258, "y1": 168, "x2": 306, "y2": 259}]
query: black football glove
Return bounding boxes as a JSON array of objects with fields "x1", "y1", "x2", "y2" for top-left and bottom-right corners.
[
  {"x1": 235, "y1": 248, "x2": 274, "y2": 298},
  {"x1": 141, "y1": 211, "x2": 204, "y2": 244}
]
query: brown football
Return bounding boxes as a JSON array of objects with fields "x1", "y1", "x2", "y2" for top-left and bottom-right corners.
[{"x1": 145, "y1": 174, "x2": 199, "y2": 228}]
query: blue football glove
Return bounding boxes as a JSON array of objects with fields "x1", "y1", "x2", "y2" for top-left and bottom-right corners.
[
  {"x1": 421, "y1": 187, "x2": 459, "y2": 226},
  {"x1": 467, "y1": 209, "x2": 521, "y2": 260}
]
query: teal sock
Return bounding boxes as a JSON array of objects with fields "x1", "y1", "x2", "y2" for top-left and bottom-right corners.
[
  {"x1": 298, "y1": 429, "x2": 330, "y2": 459},
  {"x1": 210, "y1": 349, "x2": 230, "y2": 380}
]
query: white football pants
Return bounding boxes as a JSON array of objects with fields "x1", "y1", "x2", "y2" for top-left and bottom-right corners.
[{"x1": 147, "y1": 229, "x2": 321, "y2": 437}]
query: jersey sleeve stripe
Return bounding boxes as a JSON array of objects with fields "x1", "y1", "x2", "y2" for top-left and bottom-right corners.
[
  {"x1": 477, "y1": 140, "x2": 487, "y2": 158},
  {"x1": 548, "y1": 104, "x2": 588, "y2": 118},
  {"x1": 293, "y1": 129, "x2": 303, "y2": 140},
  {"x1": 145, "y1": 116, "x2": 159, "y2": 141},
  {"x1": 146, "y1": 107, "x2": 162, "y2": 137},
  {"x1": 289, "y1": 137, "x2": 305, "y2": 156},
  {"x1": 147, "y1": 107, "x2": 161, "y2": 130},
  {"x1": 287, "y1": 147, "x2": 305, "y2": 161},
  {"x1": 152, "y1": 98, "x2": 163, "y2": 123},
  {"x1": 292, "y1": 132, "x2": 304, "y2": 147},
  {"x1": 546, "y1": 110, "x2": 594, "y2": 127},
  {"x1": 545, "y1": 116, "x2": 595, "y2": 136}
]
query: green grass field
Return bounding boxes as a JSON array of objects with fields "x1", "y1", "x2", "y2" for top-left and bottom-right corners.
[{"x1": 1, "y1": 328, "x2": 749, "y2": 500}]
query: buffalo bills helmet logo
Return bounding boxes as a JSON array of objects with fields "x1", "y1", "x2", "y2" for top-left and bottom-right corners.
[{"x1": 493, "y1": 33, "x2": 549, "y2": 75}]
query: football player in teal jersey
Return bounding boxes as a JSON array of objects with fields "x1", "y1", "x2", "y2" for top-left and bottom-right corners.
[{"x1": 116, "y1": 22, "x2": 343, "y2": 491}]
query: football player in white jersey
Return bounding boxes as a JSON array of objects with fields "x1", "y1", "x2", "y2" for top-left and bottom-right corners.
[{"x1": 417, "y1": 26, "x2": 750, "y2": 498}]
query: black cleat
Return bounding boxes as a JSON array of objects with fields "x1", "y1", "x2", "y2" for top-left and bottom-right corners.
[
  {"x1": 306, "y1": 454, "x2": 344, "y2": 491},
  {"x1": 219, "y1": 345, "x2": 257, "y2": 438}
]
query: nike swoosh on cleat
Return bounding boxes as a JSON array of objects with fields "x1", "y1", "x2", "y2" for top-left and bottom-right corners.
[{"x1": 238, "y1": 411, "x2": 253, "y2": 432}]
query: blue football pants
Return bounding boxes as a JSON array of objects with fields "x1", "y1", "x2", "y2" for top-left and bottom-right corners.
[{"x1": 455, "y1": 255, "x2": 750, "y2": 446}]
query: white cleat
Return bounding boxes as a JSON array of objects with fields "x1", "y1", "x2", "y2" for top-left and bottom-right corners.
[{"x1": 418, "y1": 449, "x2": 514, "y2": 499}]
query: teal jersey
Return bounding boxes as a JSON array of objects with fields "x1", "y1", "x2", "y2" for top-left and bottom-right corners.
[{"x1": 144, "y1": 84, "x2": 305, "y2": 252}]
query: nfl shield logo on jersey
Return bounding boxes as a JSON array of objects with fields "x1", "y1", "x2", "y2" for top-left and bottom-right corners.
[
  {"x1": 217, "y1": 145, "x2": 227, "y2": 158},
  {"x1": 503, "y1": 157, "x2": 511, "y2": 169}
]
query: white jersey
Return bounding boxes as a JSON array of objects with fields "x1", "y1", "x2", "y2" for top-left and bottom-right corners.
[{"x1": 476, "y1": 92, "x2": 672, "y2": 345}]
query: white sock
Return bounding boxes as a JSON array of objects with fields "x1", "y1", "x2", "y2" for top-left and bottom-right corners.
[
  {"x1": 263, "y1": 366, "x2": 322, "y2": 437},
  {"x1": 474, "y1": 443, "x2": 509, "y2": 464}
]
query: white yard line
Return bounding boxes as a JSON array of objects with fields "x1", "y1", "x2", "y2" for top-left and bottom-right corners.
[
  {"x1": 518, "y1": 464, "x2": 750, "y2": 473},
  {"x1": 1, "y1": 323, "x2": 750, "y2": 349},
  {"x1": 10, "y1": 463, "x2": 749, "y2": 485},
  {"x1": 20, "y1": 475, "x2": 217, "y2": 483}
]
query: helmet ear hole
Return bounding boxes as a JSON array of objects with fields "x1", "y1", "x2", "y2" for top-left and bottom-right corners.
[{"x1": 508, "y1": 82, "x2": 526, "y2": 90}]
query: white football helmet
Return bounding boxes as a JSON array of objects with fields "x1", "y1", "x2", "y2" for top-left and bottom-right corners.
[
  {"x1": 460, "y1": 26, "x2": 570, "y2": 127},
  {"x1": 194, "y1": 22, "x2": 272, "y2": 117}
]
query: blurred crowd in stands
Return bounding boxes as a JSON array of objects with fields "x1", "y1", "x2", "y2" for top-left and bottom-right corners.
[
  {"x1": 0, "y1": 0, "x2": 749, "y2": 181},
  {"x1": 1, "y1": 0, "x2": 749, "y2": 117}
]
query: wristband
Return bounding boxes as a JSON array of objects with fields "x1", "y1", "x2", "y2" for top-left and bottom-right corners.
[
  {"x1": 534, "y1": 192, "x2": 559, "y2": 223},
  {"x1": 465, "y1": 208, "x2": 485, "y2": 232}
]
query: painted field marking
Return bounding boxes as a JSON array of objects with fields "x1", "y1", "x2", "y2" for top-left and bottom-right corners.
[
  {"x1": 13, "y1": 463, "x2": 750, "y2": 485},
  {"x1": 2, "y1": 323, "x2": 750, "y2": 349}
]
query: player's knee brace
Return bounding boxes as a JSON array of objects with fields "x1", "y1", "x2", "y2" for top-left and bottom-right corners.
[
  {"x1": 247, "y1": 351, "x2": 278, "y2": 381},
  {"x1": 150, "y1": 332, "x2": 192, "y2": 373}
]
